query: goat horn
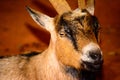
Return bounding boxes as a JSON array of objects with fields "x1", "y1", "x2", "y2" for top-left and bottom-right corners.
[
  {"x1": 78, "y1": 0, "x2": 86, "y2": 10},
  {"x1": 49, "y1": 0, "x2": 71, "y2": 15},
  {"x1": 78, "y1": 0, "x2": 95, "y2": 15}
]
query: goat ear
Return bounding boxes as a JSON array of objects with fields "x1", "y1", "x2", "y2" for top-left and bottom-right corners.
[
  {"x1": 78, "y1": 0, "x2": 95, "y2": 15},
  {"x1": 26, "y1": 6, "x2": 53, "y2": 31}
]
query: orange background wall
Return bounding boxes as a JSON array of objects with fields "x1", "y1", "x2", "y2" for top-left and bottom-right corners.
[{"x1": 0, "y1": 0, "x2": 120, "y2": 80}]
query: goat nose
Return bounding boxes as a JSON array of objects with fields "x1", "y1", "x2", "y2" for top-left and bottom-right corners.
[
  {"x1": 89, "y1": 51, "x2": 102, "y2": 61},
  {"x1": 81, "y1": 43, "x2": 103, "y2": 63}
]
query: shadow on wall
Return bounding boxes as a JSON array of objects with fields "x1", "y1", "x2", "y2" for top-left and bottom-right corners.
[
  {"x1": 31, "y1": 0, "x2": 57, "y2": 17},
  {"x1": 25, "y1": 23, "x2": 50, "y2": 45}
]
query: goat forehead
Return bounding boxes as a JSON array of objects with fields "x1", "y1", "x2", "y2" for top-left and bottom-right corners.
[
  {"x1": 55, "y1": 11, "x2": 99, "y2": 50},
  {"x1": 56, "y1": 11, "x2": 99, "y2": 37},
  {"x1": 56, "y1": 11, "x2": 99, "y2": 32}
]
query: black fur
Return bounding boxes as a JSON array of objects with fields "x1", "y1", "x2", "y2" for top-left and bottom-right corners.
[
  {"x1": 26, "y1": 6, "x2": 45, "y2": 26},
  {"x1": 65, "y1": 66, "x2": 80, "y2": 79},
  {"x1": 90, "y1": 16, "x2": 100, "y2": 40},
  {"x1": 57, "y1": 12, "x2": 80, "y2": 50},
  {"x1": 80, "y1": 70, "x2": 96, "y2": 80},
  {"x1": 65, "y1": 66, "x2": 97, "y2": 80},
  {"x1": 0, "y1": 51, "x2": 40, "y2": 59},
  {"x1": 57, "y1": 11, "x2": 100, "y2": 50},
  {"x1": 20, "y1": 51, "x2": 40, "y2": 57}
]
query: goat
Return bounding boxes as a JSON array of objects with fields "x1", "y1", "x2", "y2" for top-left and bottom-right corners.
[{"x1": 0, "y1": 0, "x2": 103, "y2": 80}]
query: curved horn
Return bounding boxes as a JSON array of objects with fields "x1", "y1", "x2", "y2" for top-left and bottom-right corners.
[
  {"x1": 49, "y1": 0, "x2": 71, "y2": 15},
  {"x1": 78, "y1": 0, "x2": 86, "y2": 10},
  {"x1": 78, "y1": 0, "x2": 95, "y2": 15},
  {"x1": 86, "y1": 0, "x2": 95, "y2": 15}
]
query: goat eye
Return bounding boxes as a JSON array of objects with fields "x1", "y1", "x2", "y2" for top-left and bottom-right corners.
[
  {"x1": 59, "y1": 31, "x2": 66, "y2": 37},
  {"x1": 93, "y1": 21, "x2": 99, "y2": 29}
]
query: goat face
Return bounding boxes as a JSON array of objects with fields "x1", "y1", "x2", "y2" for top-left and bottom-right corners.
[
  {"x1": 27, "y1": 7, "x2": 103, "y2": 72},
  {"x1": 55, "y1": 9, "x2": 103, "y2": 71}
]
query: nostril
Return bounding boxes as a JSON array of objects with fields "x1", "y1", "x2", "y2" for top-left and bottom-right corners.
[{"x1": 89, "y1": 52, "x2": 101, "y2": 61}]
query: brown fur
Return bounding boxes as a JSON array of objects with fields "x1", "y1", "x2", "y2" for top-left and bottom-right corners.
[{"x1": 54, "y1": 11, "x2": 99, "y2": 69}]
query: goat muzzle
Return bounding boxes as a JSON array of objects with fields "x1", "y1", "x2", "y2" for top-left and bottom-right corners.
[{"x1": 81, "y1": 42, "x2": 103, "y2": 71}]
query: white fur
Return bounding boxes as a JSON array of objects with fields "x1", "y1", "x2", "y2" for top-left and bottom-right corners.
[{"x1": 81, "y1": 42, "x2": 102, "y2": 62}]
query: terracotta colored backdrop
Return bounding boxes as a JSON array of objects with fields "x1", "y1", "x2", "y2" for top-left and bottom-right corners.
[{"x1": 0, "y1": 0, "x2": 120, "y2": 80}]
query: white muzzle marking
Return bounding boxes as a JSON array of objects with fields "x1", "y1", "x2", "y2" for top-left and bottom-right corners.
[{"x1": 81, "y1": 42, "x2": 102, "y2": 63}]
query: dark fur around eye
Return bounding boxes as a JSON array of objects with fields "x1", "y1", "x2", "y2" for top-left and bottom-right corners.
[
  {"x1": 91, "y1": 16, "x2": 100, "y2": 40},
  {"x1": 57, "y1": 15, "x2": 78, "y2": 50}
]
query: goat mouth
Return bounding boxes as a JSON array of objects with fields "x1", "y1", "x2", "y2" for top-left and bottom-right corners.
[{"x1": 81, "y1": 60, "x2": 103, "y2": 72}]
